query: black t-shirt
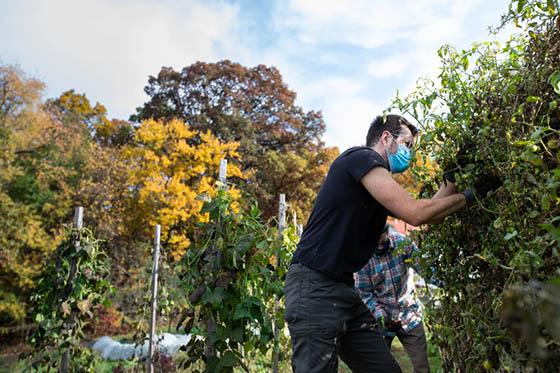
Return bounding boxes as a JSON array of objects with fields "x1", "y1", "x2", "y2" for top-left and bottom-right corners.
[{"x1": 292, "y1": 146, "x2": 389, "y2": 286}]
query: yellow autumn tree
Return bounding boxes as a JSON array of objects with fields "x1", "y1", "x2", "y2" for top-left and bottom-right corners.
[{"x1": 125, "y1": 118, "x2": 244, "y2": 261}]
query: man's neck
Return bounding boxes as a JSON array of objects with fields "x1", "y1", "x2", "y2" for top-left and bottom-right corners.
[{"x1": 371, "y1": 143, "x2": 389, "y2": 165}]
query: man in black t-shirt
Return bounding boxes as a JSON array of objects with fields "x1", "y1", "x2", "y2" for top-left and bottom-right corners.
[{"x1": 285, "y1": 114, "x2": 473, "y2": 372}]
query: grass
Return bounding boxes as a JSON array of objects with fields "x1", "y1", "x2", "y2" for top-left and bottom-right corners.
[
  {"x1": 338, "y1": 336, "x2": 443, "y2": 373},
  {"x1": 88, "y1": 359, "x2": 139, "y2": 373},
  {"x1": 1, "y1": 329, "x2": 443, "y2": 372}
]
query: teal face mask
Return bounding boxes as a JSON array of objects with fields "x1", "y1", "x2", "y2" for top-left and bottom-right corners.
[{"x1": 386, "y1": 135, "x2": 412, "y2": 174}]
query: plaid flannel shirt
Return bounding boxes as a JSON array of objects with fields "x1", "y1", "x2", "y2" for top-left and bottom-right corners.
[{"x1": 354, "y1": 230, "x2": 423, "y2": 336}]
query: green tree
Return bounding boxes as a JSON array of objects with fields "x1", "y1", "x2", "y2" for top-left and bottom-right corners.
[
  {"x1": 0, "y1": 65, "x2": 58, "y2": 324},
  {"x1": 0, "y1": 69, "x2": 126, "y2": 325}
]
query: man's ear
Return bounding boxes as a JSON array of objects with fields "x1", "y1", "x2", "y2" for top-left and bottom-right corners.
[{"x1": 380, "y1": 130, "x2": 391, "y2": 146}]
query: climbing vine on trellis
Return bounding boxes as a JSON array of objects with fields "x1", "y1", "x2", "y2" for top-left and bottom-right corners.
[{"x1": 175, "y1": 189, "x2": 297, "y2": 372}]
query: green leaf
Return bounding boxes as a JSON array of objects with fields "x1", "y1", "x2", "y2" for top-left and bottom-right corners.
[
  {"x1": 520, "y1": 151, "x2": 543, "y2": 166},
  {"x1": 249, "y1": 304, "x2": 264, "y2": 323},
  {"x1": 541, "y1": 195, "x2": 551, "y2": 211},
  {"x1": 549, "y1": 71, "x2": 560, "y2": 95},
  {"x1": 190, "y1": 327, "x2": 203, "y2": 336},
  {"x1": 233, "y1": 304, "x2": 251, "y2": 320},
  {"x1": 206, "y1": 356, "x2": 220, "y2": 372},
  {"x1": 461, "y1": 55, "x2": 469, "y2": 70},
  {"x1": 547, "y1": 138, "x2": 559, "y2": 149},
  {"x1": 541, "y1": 223, "x2": 560, "y2": 242},
  {"x1": 202, "y1": 288, "x2": 225, "y2": 308},
  {"x1": 513, "y1": 140, "x2": 530, "y2": 147},
  {"x1": 220, "y1": 350, "x2": 238, "y2": 367},
  {"x1": 229, "y1": 328, "x2": 244, "y2": 343},
  {"x1": 504, "y1": 231, "x2": 518, "y2": 241},
  {"x1": 526, "y1": 173, "x2": 538, "y2": 185}
]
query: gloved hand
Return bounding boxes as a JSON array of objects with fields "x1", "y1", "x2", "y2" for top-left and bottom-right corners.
[
  {"x1": 462, "y1": 174, "x2": 502, "y2": 204},
  {"x1": 462, "y1": 188, "x2": 476, "y2": 204},
  {"x1": 385, "y1": 320, "x2": 402, "y2": 332}
]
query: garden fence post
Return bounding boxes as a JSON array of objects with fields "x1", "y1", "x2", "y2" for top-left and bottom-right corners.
[
  {"x1": 272, "y1": 194, "x2": 286, "y2": 373},
  {"x1": 297, "y1": 223, "x2": 303, "y2": 238},
  {"x1": 148, "y1": 224, "x2": 161, "y2": 373},
  {"x1": 205, "y1": 159, "x2": 228, "y2": 362},
  {"x1": 219, "y1": 159, "x2": 227, "y2": 184},
  {"x1": 278, "y1": 194, "x2": 286, "y2": 233},
  {"x1": 292, "y1": 211, "x2": 303, "y2": 237}
]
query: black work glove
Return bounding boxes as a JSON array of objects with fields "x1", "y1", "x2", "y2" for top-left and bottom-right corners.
[
  {"x1": 463, "y1": 174, "x2": 502, "y2": 205},
  {"x1": 462, "y1": 188, "x2": 476, "y2": 204}
]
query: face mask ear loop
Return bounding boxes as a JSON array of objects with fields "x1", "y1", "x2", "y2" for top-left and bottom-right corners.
[
  {"x1": 385, "y1": 132, "x2": 398, "y2": 173},
  {"x1": 388, "y1": 132, "x2": 398, "y2": 151}
]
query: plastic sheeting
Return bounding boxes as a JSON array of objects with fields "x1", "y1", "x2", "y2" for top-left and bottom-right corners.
[{"x1": 91, "y1": 333, "x2": 191, "y2": 360}]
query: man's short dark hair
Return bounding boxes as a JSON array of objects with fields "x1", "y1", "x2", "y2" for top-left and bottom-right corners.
[{"x1": 366, "y1": 114, "x2": 418, "y2": 147}]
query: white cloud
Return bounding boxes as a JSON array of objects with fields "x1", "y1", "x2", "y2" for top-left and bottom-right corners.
[
  {"x1": 0, "y1": 0, "x2": 243, "y2": 119},
  {"x1": 281, "y1": 0, "x2": 481, "y2": 48},
  {"x1": 299, "y1": 77, "x2": 364, "y2": 98},
  {"x1": 291, "y1": 77, "x2": 377, "y2": 149},
  {"x1": 270, "y1": 0, "x2": 511, "y2": 149},
  {"x1": 322, "y1": 96, "x2": 378, "y2": 149},
  {"x1": 367, "y1": 55, "x2": 409, "y2": 78},
  {"x1": 0, "y1": 0, "x2": 513, "y2": 152}
]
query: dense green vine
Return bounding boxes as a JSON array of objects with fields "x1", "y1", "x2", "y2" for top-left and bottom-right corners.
[
  {"x1": 391, "y1": 1, "x2": 560, "y2": 371},
  {"x1": 27, "y1": 226, "x2": 112, "y2": 371},
  {"x1": 175, "y1": 188, "x2": 296, "y2": 372}
]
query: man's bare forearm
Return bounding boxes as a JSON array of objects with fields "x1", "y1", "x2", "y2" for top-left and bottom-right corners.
[
  {"x1": 425, "y1": 194, "x2": 468, "y2": 224},
  {"x1": 429, "y1": 181, "x2": 459, "y2": 223},
  {"x1": 410, "y1": 192, "x2": 467, "y2": 226}
]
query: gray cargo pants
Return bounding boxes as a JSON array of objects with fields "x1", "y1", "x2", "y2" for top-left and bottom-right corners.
[
  {"x1": 284, "y1": 263, "x2": 402, "y2": 372},
  {"x1": 385, "y1": 323, "x2": 430, "y2": 373}
]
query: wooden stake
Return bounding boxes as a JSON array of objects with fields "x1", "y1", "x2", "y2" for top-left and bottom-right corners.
[
  {"x1": 272, "y1": 194, "x2": 286, "y2": 373},
  {"x1": 206, "y1": 160, "x2": 228, "y2": 361},
  {"x1": 60, "y1": 207, "x2": 84, "y2": 373},
  {"x1": 148, "y1": 225, "x2": 161, "y2": 373},
  {"x1": 219, "y1": 159, "x2": 228, "y2": 184}
]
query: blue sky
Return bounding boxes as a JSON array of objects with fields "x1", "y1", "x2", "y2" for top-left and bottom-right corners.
[{"x1": 0, "y1": 0, "x2": 513, "y2": 150}]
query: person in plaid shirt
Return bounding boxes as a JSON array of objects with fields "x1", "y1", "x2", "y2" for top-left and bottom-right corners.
[{"x1": 355, "y1": 224, "x2": 430, "y2": 373}]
